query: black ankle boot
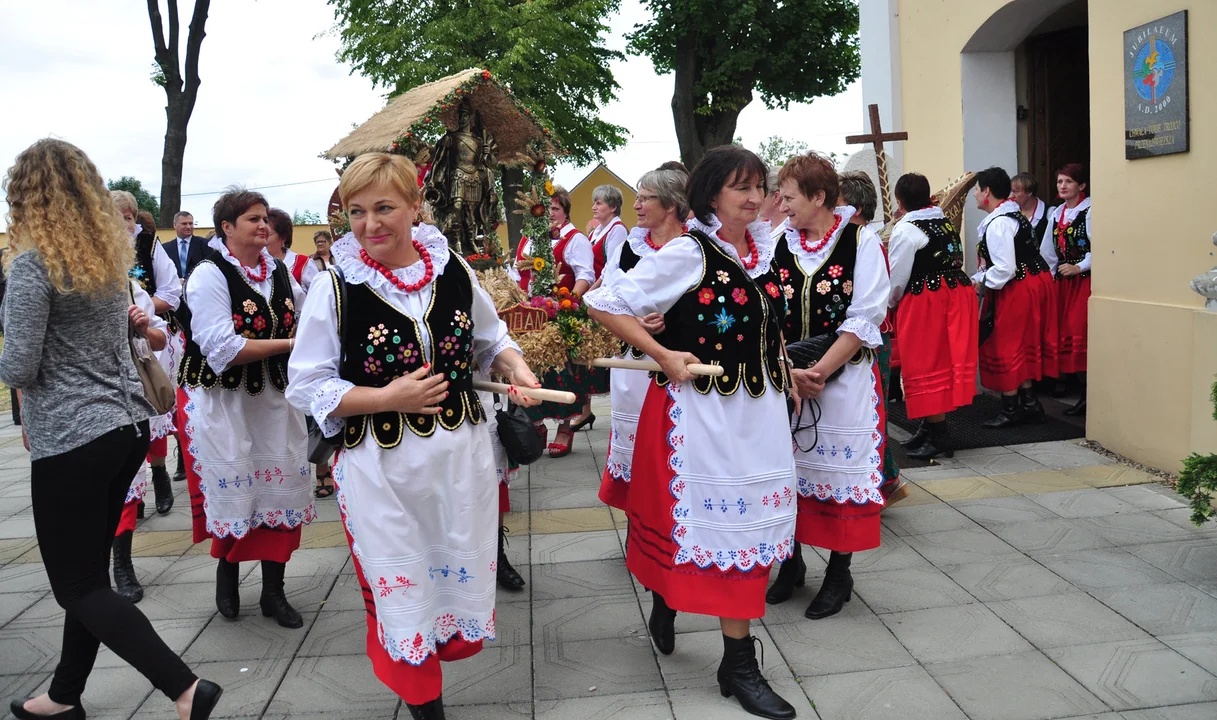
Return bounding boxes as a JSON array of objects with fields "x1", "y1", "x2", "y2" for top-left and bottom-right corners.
[
  {"x1": 765, "y1": 544, "x2": 806, "y2": 605},
  {"x1": 888, "y1": 368, "x2": 904, "y2": 403},
  {"x1": 173, "y1": 446, "x2": 187, "y2": 482},
  {"x1": 1019, "y1": 387, "x2": 1046, "y2": 423},
  {"x1": 907, "y1": 421, "x2": 954, "y2": 460},
  {"x1": 648, "y1": 591, "x2": 677, "y2": 655},
  {"x1": 215, "y1": 558, "x2": 240, "y2": 619},
  {"x1": 717, "y1": 634, "x2": 796, "y2": 719},
  {"x1": 136, "y1": 500, "x2": 145, "y2": 519},
  {"x1": 1064, "y1": 386, "x2": 1087, "y2": 416},
  {"x1": 496, "y1": 527, "x2": 525, "y2": 591},
  {"x1": 805, "y1": 551, "x2": 853, "y2": 620},
  {"x1": 982, "y1": 394, "x2": 1025, "y2": 429},
  {"x1": 902, "y1": 419, "x2": 930, "y2": 450},
  {"x1": 112, "y1": 530, "x2": 143, "y2": 603},
  {"x1": 151, "y1": 465, "x2": 174, "y2": 515},
  {"x1": 260, "y1": 560, "x2": 303, "y2": 628},
  {"x1": 405, "y1": 696, "x2": 446, "y2": 719}
]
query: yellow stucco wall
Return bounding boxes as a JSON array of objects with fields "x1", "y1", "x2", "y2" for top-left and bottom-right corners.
[{"x1": 896, "y1": 0, "x2": 1217, "y2": 471}]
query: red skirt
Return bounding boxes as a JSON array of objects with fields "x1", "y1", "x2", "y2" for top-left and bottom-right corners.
[
  {"x1": 498, "y1": 484, "x2": 511, "y2": 514},
  {"x1": 1057, "y1": 275, "x2": 1090, "y2": 375},
  {"x1": 178, "y1": 387, "x2": 301, "y2": 564},
  {"x1": 979, "y1": 273, "x2": 1060, "y2": 393},
  {"x1": 896, "y1": 284, "x2": 979, "y2": 418},
  {"x1": 625, "y1": 384, "x2": 769, "y2": 620},
  {"x1": 146, "y1": 435, "x2": 168, "y2": 460},
  {"x1": 341, "y1": 522, "x2": 483, "y2": 705},
  {"x1": 116, "y1": 499, "x2": 139, "y2": 535},
  {"x1": 598, "y1": 429, "x2": 629, "y2": 511}
]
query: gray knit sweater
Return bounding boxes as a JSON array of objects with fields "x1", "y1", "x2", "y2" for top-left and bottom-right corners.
[{"x1": 0, "y1": 251, "x2": 153, "y2": 460}]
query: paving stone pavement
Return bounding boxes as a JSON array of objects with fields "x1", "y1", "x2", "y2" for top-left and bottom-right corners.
[{"x1": 2, "y1": 401, "x2": 1217, "y2": 719}]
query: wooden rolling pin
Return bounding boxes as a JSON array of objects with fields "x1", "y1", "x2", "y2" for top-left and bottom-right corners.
[
  {"x1": 585, "y1": 357, "x2": 725, "y2": 377},
  {"x1": 471, "y1": 380, "x2": 578, "y2": 405}
]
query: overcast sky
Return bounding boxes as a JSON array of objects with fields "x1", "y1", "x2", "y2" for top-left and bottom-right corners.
[{"x1": 0, "y1": 0, "x2": 861, "y2": 231}]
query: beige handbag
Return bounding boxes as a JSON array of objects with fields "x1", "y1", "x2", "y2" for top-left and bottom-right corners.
[{"x1": 128, "y1": 287, "x2": 176, "y2": 415}]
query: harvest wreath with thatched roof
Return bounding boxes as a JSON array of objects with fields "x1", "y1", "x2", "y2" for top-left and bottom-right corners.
[{"x1": 323, "y1": 68, "x2": 618, "y2": 377}]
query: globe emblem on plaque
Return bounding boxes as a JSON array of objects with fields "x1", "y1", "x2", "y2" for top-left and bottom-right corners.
[{"x1": 1132, "y1": 38, "x2": 1177, "y2": 104}]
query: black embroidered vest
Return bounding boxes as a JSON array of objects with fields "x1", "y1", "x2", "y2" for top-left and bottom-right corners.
[
  {"x1": 1032, "y1": 211, "x2": 1049, "y2": 247},
  {"x1": 617, "y1": 242, "x2": 648, "y2": 360},
  {"x1": 177, "y1": 257, "x2": 296, "y2": 395},
  {"x1": 339, "y1": 256, "x2": 485, "y2": 449},
  {"x1": 1052, "y1": 207, "x2": 1091, "y2": 276},
  {"x1": 978, "y1": 210, "x2": 1050, "y2": 282},
  {"x1": 774, "y1": 223, "x2": 860, "y2": 340},
  {"x1": 906, "y1": 218, "x2": 972, "y2": 295},
  {"x1": 656, "y1": 231, "x2": 786, "y2": 397},
  {"x1": 129, "y1": 230, "x2": 158, "y2": 297}
]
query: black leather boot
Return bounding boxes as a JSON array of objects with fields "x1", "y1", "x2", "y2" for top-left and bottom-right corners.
[
  {"x1": 907, "y1": 421, "x2": 954, "y2": 460},
  {"x1": 1064, "y1": 386, "x2": 1087, "y2": 416},
  {"x1": 902, "y1": 419, "x2": 930, "y2": 450},
  {"x1": 215, "y1": 558, "x2": 240, "y2": 619},
  {"x1": 136, "y1": 501, "x2": 145, "y2": 519},
  {"x1": 981, "y1": 394, "x2": 1025, "y2": 429},
  {"x1": 765, "y1": 544, "x2": 805, "y2": 605},
  {"x1": 496, "y1": 527, "x2": 525, "y2": 591},
  {"x1": 405, "y1": 696, "x2": 446, "y2": 719},
  {"x1": 151, "y1": 464, "x2": 174, "y2": 515},
  {"x1": 260, "y1": 560, "x2": 303, "y2": 628},
  {"x1": 717, "y1": 634, "x2": 796, "y2": 719},
  {"x1": 888, "y1": 368, "x2": 904, "y2": 403},
  {"x1": 805, "y1": 551, "x2": 853, "y2": 620},
  {"x1": 112, "y1": 530, "x2": 143, "y2": 603},
  {"x1": 1019, "y1": 386, "x2": 1046, "y2": 423},
  {"x1": 173, "y1": 445, "x2": 187, "y2": 482},
  {"x1": 648, "y1": 591, "x2": 677, "y2": 655}
]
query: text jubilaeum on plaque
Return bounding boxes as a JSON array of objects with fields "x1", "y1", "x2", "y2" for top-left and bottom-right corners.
[{"x1": 1124, "y1": 10, "x2": 1189, "y2": 159}]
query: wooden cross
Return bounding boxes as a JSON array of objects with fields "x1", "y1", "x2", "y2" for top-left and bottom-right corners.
[{"x1": 845, "y1": 104, "x2": 909, "y2": 224}]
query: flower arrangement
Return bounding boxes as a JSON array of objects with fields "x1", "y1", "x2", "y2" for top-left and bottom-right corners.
[{"x1": 506, "y1": 140, "x2": 558, "y2": 295}]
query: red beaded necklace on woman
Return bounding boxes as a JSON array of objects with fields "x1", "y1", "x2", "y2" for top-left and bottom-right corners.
[
  {"x1": 715, "y1": 230, "x2": 759, "y2": 270},
  {"x1": 237, "y1": 253, "x2": 269, "y2": 282},
  {"x1": 359, "y1": 240, "x2": 433, "y2": 293},
  {"x1": 800, "y1": 213, "x2": 842, "y2": 254}
]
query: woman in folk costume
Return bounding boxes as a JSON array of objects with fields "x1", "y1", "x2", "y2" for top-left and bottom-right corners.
[
  {"x1": 112, "y1": 194, "x2": 181, "y2": 519},
  {"x1": 1012, "y1": 172, "x2": 1049, "y2": 244},
  {"x1": 972, "y1": 166, "x2": 1059, "y2": 427},
  {"x1": 763, "y1": 154, "x2": 891, "y2": 620},
  {"x1": 1039, "y1": 163, "x2": 1091, "y2": 417},
  {"x1": 287, "y1": 153, "x2": 541, "y2": 720},
  {"x1": 589, "y1": 184, "x2": 630, "y2": 278},
  {"x1": 473, "y1": 368, "x2": 527, "y2": 592},
  {"x1": 597, "y1": 166, "x2": 689, "y2": 512},
  {"x1": 507, "y1": 187, "x2": 597, "y2": 457},
  {"x1": 177, "y1": 188, "x2": 314, "y2": 628},
  {"x1": 267, "y1": 208, "x2": 320, "y2": 292},
  {"x1": 588, "y1": 146, "x2": 801, "y2": 720},
  {"x1": 887, "y1": 173, "x2": 979, "y2": 460}
]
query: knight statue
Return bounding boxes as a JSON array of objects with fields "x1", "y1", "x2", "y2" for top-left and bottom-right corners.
[{"x1": 424, "y1": 99, "x2": 499, "y2": 256}]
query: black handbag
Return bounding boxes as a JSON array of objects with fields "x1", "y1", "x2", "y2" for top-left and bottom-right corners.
[
  {"x1": 785, "y1": 334, "x2": 846, "y2": 382},
  {"x1": 307, "y1": 266, "x2": 347, "y2": 464},
  {"x1": 494, "y1": 393, "x2": 545, "y2": 465}
]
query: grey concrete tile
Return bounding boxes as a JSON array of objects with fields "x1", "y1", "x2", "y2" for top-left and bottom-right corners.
[
  {"x1": 447, "y1": 704, "x2": 533, "y2": 720},
  {"x1": 531, "y1": 530, "x2": 623, "y2": 565},
  {"x1": 1012, "y1": 443, "x2": 1115, "y2": 469},
  {"x1": 902, "y1": 528, "x2": 1021, "y2": 567},
  {"x1": 1091, "y1": 582, "x2": 1217, "y2": 635},
  {"x1": 132, "y1": 658, "x2": 292, "y2": 718},
  {"x1": 1034, "y1": 548, "x2": 1176, "y2": 591},
  {"x1": 951, "y1": 496, "x2": 1063, "y2": 526},
  {"x1": 319, "y1": 572, "x2": 366, "y2": 612},
  {"x1": 1124, "y1": 540, "x2": 1217, "y2": 587},
  {"x1": 795, "y1": 664, "x2": 967, "y2": 720},
  {"x1": 1025, "y1": 488, "x2": 1141, "y2": 518},
  {"x1": 1120, "y1": 702, "x2": 1217, "y2": 720},
  {"x1": 656, "y1": 626, "x2": 790, "y2": 690},
  {"x1": 443, "y1": 642, "x2": 533, "y2": 706},
  {"x1": 986, "y1": 517, "x2": 1114, "y2": 554},
  {"x1": 926, "y1": 650, "x2": 1109, "y2": 720},
  {"x1": 1081, "y1": 512, "x2": 1197, "y2": 547},
  {"x1": 987, "y1": 592, "x2": 1150, "y2": 649},
  {"x1": 0, "y1": 562, "x2": 49, "y2": 593},
  {"x1": 1106, "y1": 484, "x2": 1188, "y2": 511},
  {"x1": 1045, "y1": 638, "x2": 1217, "y2": 710},
  {"x1": 262, "y1": 712, "x2": 399, "y2": 720},
  {"x1": 810, "y1": 528, "x2": 932, "y2": 573},
  {"x1": 532, "y1": 593, "x2": 647, "y2": 645},
  {"x1": 531, "y1": 559, "x2": 634, "y2": 600},
  {"x1": 0, "y1": 673, "x2": 51, "y2": 710},
  {"x1": 148, "y1": 553, "x2": 260, "y2": 586},
  {"x1": 1150, "y1": 508, "x2": 1217, "y2": 535},
  {"x1": 880, "y1": 603, "x2": 1032, "y2": 663},
  {"x1": 956, "y1": 452, "x2": 1050, "y2": 476},
  {"x1": 182, "y1": 608, "x2": 314, "y2": 664},
  {"x1": 268, "y1": 654, "x2": 400, "y2": 716},
  {"x1": 0, "y1": 590, "x2": 45, "y2": 628},
  {"x1": 0, "y1": 514, "x2": 36, "y2": 539},
  {"x1": 941, "y1": 559, "x2": 1076, "y2": 602},
  {"x1": 880, "y1": 502, "x2": 981, "y2": 537},
  {"x1": 487, "y1": 600, "x2": 531, "y2": 647},
  {"x1": 530, "y1": 483, "x2": 606, "y2": 510},
  {"x1": 0, "y1": 619, "x2": 63, "y2": 678},
  {"x1": 902, "y1": 465, "x2": 981, "y2": 482},
  {"x1": 533, "y1": 636, "x2": 663, "y2": 700},
  {"x1": 534, "y1": 690, "x2": 672, "y2": 720},
  {"x1": 670, "y1": 678, "x2": 814, "y2": 720},
  {"x1": 765, "y1": 602, "x2": 916, "y2": 676},
  {"x1": 851, "y1": 566, "x2": 976, "y2": 614},
  {"x1": 1158, "y1": 632, "x2": 1217, "y2": 676}
]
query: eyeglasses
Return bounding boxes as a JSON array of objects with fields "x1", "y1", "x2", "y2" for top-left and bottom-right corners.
[{"x1": 636, "y1": 194, "x2": 660, "y2": 204}]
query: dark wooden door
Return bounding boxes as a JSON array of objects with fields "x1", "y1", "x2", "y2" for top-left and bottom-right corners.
[{"x1": 1026, "y1": 27, "x2": 1091, "y2": 201}]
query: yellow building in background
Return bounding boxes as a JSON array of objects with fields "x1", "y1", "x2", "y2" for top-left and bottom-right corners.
[{"x1": 861, "y1": 0, "x2": 1215, "y2": 471}]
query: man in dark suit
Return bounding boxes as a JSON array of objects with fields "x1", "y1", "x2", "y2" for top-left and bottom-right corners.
[{"x1": 162, "y1": 210, "x2": 208, "y2": 280}]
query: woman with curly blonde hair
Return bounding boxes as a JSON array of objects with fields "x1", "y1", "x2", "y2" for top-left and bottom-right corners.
[{"x1": 0, "y1": 139, "x2": 221, "y2": 720}]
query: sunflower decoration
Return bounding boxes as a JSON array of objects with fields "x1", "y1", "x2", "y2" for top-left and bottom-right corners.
[
  {"x1": 544, "y1": 179, "x2": 555, "y2": 196},
  {"x1": 532, "y1": 257, "x2": 546, "y2": 272}
]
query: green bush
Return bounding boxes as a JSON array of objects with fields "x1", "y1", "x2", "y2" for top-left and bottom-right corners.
[{"x1": 1176, "y1": 376, "x2": 1217, "y2": 525}]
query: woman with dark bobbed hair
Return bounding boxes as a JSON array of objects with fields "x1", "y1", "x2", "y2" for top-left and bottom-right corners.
[{"x1": 587, "y1": 145, "x2": 801, "y2": 719}]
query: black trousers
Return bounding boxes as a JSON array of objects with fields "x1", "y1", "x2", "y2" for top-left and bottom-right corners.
[{"x1": 30, "y1": 421, "x2": 196, "y2": 706}]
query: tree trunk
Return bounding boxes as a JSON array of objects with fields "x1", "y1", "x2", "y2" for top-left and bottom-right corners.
[
  {"x1": 671, "y1": 28, "x2": 703, "y2": 168},
  {"x1": 500, "y1": 165, "x2": 525, "y2": 253},
  {"x1": 158, "y1": 98, "x2": 190, "y2": 228}
]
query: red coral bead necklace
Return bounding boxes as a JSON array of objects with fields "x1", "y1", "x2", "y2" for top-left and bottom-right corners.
[
  {"x1": 360, "y1": 240, "x2": 433, "y2": 293},
  {"x1": 800, "y1": 214, "x2": 842, "y2": 254},
  {"x1": 238, "y1": 253, "x2": 268, "y2": 282},
  {"x1": 716, "y1": 230, "x2": 759, "y2": 270}
]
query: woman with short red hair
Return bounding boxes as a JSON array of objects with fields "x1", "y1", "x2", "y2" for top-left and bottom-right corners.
[{"x1": 1039, "y1": 163, "x2": 1091, "y2": 416}]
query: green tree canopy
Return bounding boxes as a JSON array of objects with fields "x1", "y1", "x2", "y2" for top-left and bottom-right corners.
[
  {"x1": 629, "y1": 0, "x2": 860, "y2": 168},
  {"x1": 326, "y1": 0, "x2": 627, "y2": 166},
  {"x1": 292, "y1": 209, "x2": 323, "y2": 225},
  {"x1": 107, "y1": 176, "x2": 162, "y2": 222}
]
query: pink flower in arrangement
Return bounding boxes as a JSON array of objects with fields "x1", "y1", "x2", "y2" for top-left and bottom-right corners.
[
  {"x1": 698, "y1": 288, "x2": 716, "y2": 305},
  {"x1": 252, "y1": 316, "x2": 267, "y2": 331},
  {"x1": 764, "y1": 282, "x2": 781, "y2": 298},
  {"x1": 731, "y1": 288, "x2": 749, "y2": 305},
  {"x1": 827, "y1": 265, "x2": 844, "y2": 279},
  {"x1": 842, "y1": 280, "x2": 853, "y2": 294}
]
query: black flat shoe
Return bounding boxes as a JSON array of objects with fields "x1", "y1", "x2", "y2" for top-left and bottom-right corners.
[
  {"x1": 570, "y1": 413, "x2": 596, "y2": 432},
  {"x1": 902, "y1": 420, "x2": 929, "y2": 450},
  {"x1": 188, "y1": 679, "x2": 223, "y2": 720},
  {"x1": 764, "y1": 546, "x2": 805, "y2": 605},
  {"x1": 648, "y1": 591, "x2": 677, "y2": 655},
  {"x1": 1064, "y1": 398, "x2": 1086, "y2": 416},
  {"x1": 906, "y1": 422, "x2": 954, "y2": 461},
  {"x1": 9, "y1": 700, "x2": 84, "y2": 720}
]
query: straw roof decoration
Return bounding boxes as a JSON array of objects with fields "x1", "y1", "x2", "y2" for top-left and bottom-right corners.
[
  {"x1": 878, "y1": 171, "x2": 978, "y2": 241},
  {"x1": 324, "y1": 68, "x2": 556, "y2": 161}
]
